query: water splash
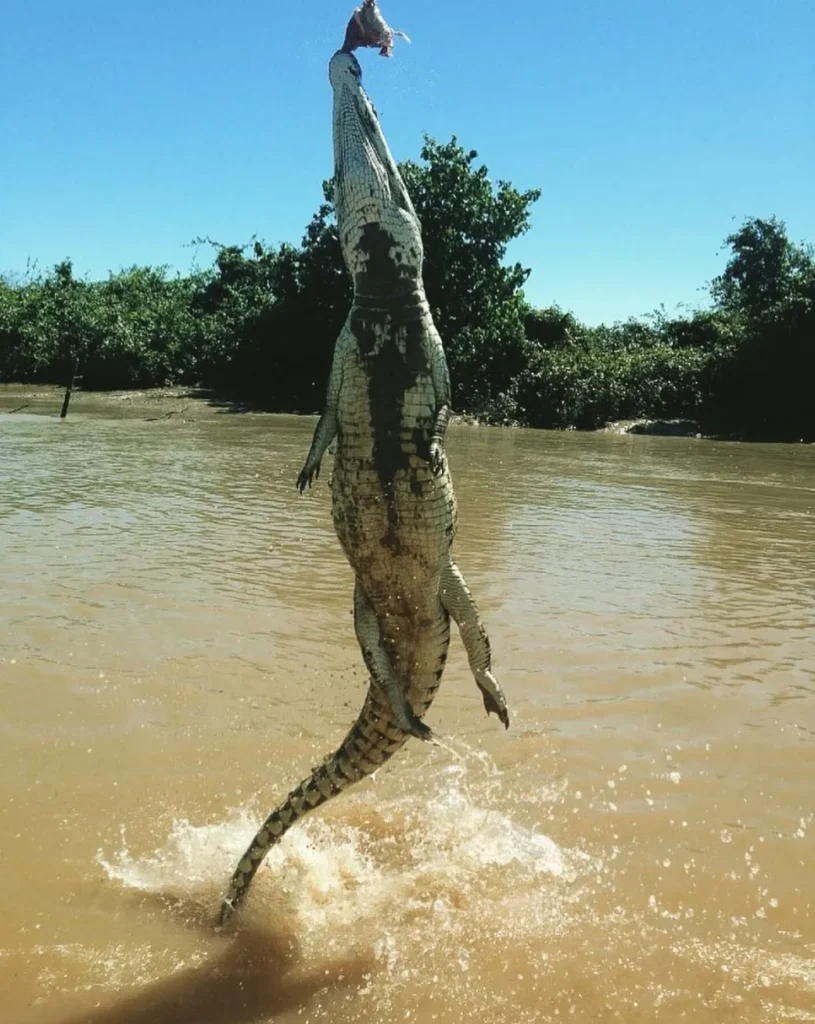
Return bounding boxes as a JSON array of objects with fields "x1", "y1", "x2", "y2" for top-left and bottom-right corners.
[
  {"x1": 97, "y1": 763, "x2": 586, "y2": 946},
  {"x1": 85, "y1": 766, "x2": 815, "y2": 1019},
  {"x1": 97, "y1": 809, "x2": 260, "y2": 893}
]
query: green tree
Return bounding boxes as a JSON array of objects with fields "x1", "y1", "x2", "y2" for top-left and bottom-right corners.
[
  {"x1": 28, "y1": 261, "x2": 109, "y2": 413},
  {"x1": 710, "y1": 216, "x2": 812, "y2": 319},
  {"x1": 192, "y1": 222, "x2": 350, "y2": 410},
  {"x1": 195, "y1": 138, "x2": 541, "y2": 418},
  {"x1": 400, "y1": 137, "x2": 540, "y2": 413},
  {"x1": 85, "y1": 266, "x2": 204, "y2": 388},
  {"x1": 524, "y1": 306, "x2": 581, "y2": 350},
  {"x1": 705, "y1": 217, "x2": 815, "y2": 439}
]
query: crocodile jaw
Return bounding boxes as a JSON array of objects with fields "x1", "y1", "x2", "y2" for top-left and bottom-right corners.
[{"x1": 329, "y1": 50, "x2": 422, "y2": 290}]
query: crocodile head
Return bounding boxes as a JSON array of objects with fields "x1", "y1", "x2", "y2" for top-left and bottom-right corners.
[{"x1": 329, "y1": 50, "x2": 423, "y2": 294}]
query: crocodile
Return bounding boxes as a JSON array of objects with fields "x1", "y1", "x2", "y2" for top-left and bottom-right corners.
[{"x1": 219, "y1": 17, "x2": 509, "y2": 925}]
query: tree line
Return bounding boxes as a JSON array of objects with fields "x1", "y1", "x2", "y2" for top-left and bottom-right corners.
[{"x1": 1, "y1": 136, "x2": 813, "y2": 440}]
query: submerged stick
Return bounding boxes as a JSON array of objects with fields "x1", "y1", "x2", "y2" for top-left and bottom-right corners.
[{"x1": 60, "y1": 357, "x2": 80, "y2": 419}]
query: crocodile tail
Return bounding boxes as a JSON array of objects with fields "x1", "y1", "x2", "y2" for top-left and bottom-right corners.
[{"x1": 219, "y1": 687, "x2": 409, "y2": 923}]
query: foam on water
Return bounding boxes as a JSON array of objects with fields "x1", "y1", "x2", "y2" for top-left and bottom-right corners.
[
  {"x1": 97, "y1": 808, "x2": 262, "y2": 893},
  {"x1": 93, "y1": 760, "x2": 815, "y2": 1020},
  {"x1": 92, "y1": 760, "x2": 595, "y2": 1017},
  {"x1": 98, "y1": 763, "x2": 583, "y2": 940}
]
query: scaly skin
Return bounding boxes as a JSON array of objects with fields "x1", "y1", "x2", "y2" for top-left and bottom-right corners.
[{"x1": 219, "y1": 49, "x2": 508, "y2": 925}]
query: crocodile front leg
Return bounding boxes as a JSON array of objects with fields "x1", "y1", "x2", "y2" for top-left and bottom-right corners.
[
  {"x1": 427, "y1": 326, "x2": 452, "y2": 476},
  {"x1": 353, "y1": 579, "x2": 433, "y2": 741},
  {"x1": 429, "y1": 402, "x2": 450, "y2": 477},
  {"x1": 441, "y1": 560, "x2": 510, "y2": 728},
  {"x1": 297, "y1": 321, "x2": 352, "y2": 492},
  {"x1": 297, "y1": 413, "x2": 334, "y2": 492}
]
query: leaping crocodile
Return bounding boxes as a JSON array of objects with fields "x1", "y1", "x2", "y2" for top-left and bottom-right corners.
[{"x1": 219, "y1": 3, "x2": 509, "y2": 924}]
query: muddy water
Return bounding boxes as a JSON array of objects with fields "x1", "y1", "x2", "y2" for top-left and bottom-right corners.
[{"x1": 1, "y1": 385, "x2": 814, "y2": 1024}]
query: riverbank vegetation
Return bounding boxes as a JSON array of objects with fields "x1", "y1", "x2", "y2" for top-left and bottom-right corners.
[{"x1": 1, "y1": 138, "x2": 813, "y2": 439}]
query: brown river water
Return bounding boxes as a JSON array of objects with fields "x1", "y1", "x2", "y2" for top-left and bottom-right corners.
[{"x1": 1, "y1": 385, "x2": 814, "y2": 1023}]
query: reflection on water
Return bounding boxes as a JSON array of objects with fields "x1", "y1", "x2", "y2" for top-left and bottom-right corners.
[{"x1": 1, "y1": 387, "x2": 814, "y2": 1022}]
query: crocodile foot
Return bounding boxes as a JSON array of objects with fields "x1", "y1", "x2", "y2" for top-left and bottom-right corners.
[
  {"x1": 405, "y1": 713, "x2": 434, "y2": 742},
  {"x1": 297, "y1": 459, "x2": 321, "y2": 493},
  {"x1": 476, "y1": 670, "x2": 510, "y2": 729},
  {"x1": 428, "y1": 440, "x2": 445, "y2": 477},
  {"x1": 386, "y1": 693, "x2": 434, "y2": 742}
]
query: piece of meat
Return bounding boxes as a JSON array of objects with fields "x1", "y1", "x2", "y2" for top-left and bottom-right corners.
[{"x1": 341, "y1": 0, "x2": 410, "y2": 57}]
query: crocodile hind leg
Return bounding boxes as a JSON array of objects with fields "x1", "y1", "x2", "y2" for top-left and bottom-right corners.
[
  {"x1": 441, "y1": 560, "x2": 510, "y2": 728},
  {"x1": 219, "y1": 686, "x2": 409, "y2": 923},
  {"x1": 353, "y1": 578, "x2": 433, "y2": 742}
]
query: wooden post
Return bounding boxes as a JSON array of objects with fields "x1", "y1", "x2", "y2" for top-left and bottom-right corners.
[{"x1": 60, "y1": 357, "x2": 80, "y2": 419}]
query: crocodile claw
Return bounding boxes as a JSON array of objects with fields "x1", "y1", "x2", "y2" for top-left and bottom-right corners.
[
  {"x1": 406, "y1": 714, "x2": 434, "y2": 743},
  {"x1": 297, "y1": 460, "x2": 321, "y2": 493},
  {"x1": 476, "y1": 674, "x2": 510, "y2": 730},
  {"x1": 481, "y1": 689, "x2": 510, "y2": 729},
  {"x1": 218, "y1": 898, "x2": 235, "y2": 926},
  {"x1": 389, "y1": 698, "x2": 434, "y2": 742},
  {"x1": 428, "y1": 441, "x2": 445, "y2": 477}
]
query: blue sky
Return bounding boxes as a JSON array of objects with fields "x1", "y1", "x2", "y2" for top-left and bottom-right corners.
[{"x1": 2, "y1": 0, "x2": 813, "y2": 324}]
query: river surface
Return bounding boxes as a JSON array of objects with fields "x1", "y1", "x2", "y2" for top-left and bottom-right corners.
[{"x1": 1, "y1": 385, "x2": 814, "y2": 1023}]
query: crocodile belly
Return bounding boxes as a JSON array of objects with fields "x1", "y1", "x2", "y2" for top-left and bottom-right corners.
[{"x1": 331, "y1": 455, "x2": 456, "y2": 596}]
